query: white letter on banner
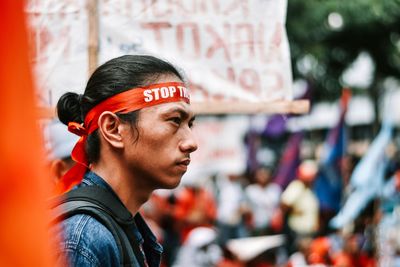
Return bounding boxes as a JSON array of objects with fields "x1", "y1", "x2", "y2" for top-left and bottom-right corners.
[
  {"x1": 168, "y1": 86, "x2": 176, "y2": 97},
  {"x1": 144, "y1": 89, "x2": 153, "y2": 102},
  {"x1": 160, "y1": 87, "x2": 170, "y2": 98},
  {"x1": 151, "y1": 88, "x2": 161, "y2": 100}
]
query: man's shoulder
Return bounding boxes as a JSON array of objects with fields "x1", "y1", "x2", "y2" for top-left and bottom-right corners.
[
  {"x1": 245, "y1": 184, "x2": 261, "y2": 195},
  {"x1": 281, "y1": 180, "x2": 305, "y2": 205},
  {"x1": 63, "y1": 214, "x2": 116, "y2": 243},
  {"x1": 54, "y1": 214, "x2": 120, "y2": 266},
  {"x1": 284, "y1": 180, "x2": 304, "y2": 192}
]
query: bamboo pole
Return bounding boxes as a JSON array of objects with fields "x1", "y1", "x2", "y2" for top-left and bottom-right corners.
[{"x1": 87, "y1": 0, "x2": 99, "y2": 75}]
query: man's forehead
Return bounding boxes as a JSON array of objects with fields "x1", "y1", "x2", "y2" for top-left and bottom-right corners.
[{"x1": 142, "y1": 101, "x2": 194, "y2": 117}]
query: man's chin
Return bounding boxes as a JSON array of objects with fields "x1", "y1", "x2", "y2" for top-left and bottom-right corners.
[{"x1": 157, "y1": 176, "x2": 183, "y2": 190}]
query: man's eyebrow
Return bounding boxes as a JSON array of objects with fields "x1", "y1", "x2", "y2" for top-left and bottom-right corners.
[{"x1": 165, "y1": 107, "x2": 195, "y2": 120}]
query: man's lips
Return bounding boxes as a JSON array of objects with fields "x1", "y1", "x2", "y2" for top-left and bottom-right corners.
[{"x1": 178, "y1": 159, "x2": 191, "y2": 166}]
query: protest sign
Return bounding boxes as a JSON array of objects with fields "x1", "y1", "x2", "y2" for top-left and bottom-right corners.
[{"x1": 27, "y1": 0, "x2": 308, "y2": 115}]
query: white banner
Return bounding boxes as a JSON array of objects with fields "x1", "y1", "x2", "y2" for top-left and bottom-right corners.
[
  {"x1": 26, "y1": 1, "x2": 89, "y2": 106},
  {"x1": 27, "y1": 0, "x2": 292, "y2": 106},
  {"x1": 27, "y1": 0, "x2": 291, "y2": 175},
  {"x1": 183, "y1": 115, "x2": 250, "y2": 181},
  {"x1": 99, "y1": 0, "x2": 292, "y2": 102}
]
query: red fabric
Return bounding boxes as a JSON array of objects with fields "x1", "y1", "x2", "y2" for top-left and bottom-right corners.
[
  {"x1": 56, "y1": 82, "x2": 190, "y2": 193},
  {"x1": 174, "y1": 187, "x2": 217, "y2": 242},
  {"x1": 308, "y1": 237, "x2": 331, "y2": 264},
  {"x1": 269, "y1": 207, "x2": 284, "y2": 232},
  {"x1": 0, "y1": 1, "x2": 57, "y2": 266},
  {"x1": 395, "y1": 170, "x2": 400, "y2": 191},
  {"x1": 331, "y1": 252, "x2": 352, "y2": 267}
]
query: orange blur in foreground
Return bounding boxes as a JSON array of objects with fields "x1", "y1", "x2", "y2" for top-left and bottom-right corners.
[{"x1": 0, "y1": 1, "x2": 58, "y2": 266}]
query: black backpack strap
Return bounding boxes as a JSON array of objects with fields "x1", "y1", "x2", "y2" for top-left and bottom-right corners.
[
  {"x1": 51, "y1": 186, "x2": 146, "y2": 267},
  {"x1": 55, "y1": 202, "x2": 134, "y2": 267},
  {"x1": 53, "y1": 186, "x2": 134, "y2": 224}
]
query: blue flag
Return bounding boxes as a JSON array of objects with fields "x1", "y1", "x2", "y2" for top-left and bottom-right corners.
[
  {"x1": 314, "y1": 110, "x2": 347, "y2": 212},
  {"x1": 314, "y1": 90, "x2": 350, "y2": 213}
]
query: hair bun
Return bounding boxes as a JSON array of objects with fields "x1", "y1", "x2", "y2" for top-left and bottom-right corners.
[{"x1": 57, "y1": 92, "x2": 83, "y2": 125}]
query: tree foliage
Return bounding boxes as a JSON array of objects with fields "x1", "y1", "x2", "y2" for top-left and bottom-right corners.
[{"x1": 286, "y1": 0, "x2": 400, "y2": 102}]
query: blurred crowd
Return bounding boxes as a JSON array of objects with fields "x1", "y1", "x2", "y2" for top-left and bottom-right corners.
[
  {"x1": 44, "y1": 119, "x2": 400, "y2": 267},
  {"x1": 140, "y1": 162, "x2": 392, "y2": 267}
]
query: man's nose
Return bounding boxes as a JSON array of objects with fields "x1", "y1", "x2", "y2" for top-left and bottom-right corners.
[{"x1": 180, "y1": 129, "x2": 198, "y2": 153}]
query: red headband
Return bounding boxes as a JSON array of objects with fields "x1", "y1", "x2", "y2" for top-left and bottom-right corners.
[{"x1": 55, "y1": 82, "x2": 190, "y2": 194}]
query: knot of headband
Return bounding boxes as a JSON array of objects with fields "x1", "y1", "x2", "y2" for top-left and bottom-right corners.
[
  {"x1": 55, "y1": 82, "x2": 190, "y2": 194},
  {"x1": 68, "y1": 122, "x2": 88, "y2": 137}
]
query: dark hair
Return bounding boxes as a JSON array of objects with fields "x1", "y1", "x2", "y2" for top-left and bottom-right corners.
[{"x1": 57, "y1": 55, "x2": 184, "y2": 163}]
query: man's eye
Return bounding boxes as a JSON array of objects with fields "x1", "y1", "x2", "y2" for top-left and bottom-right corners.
[
  {"x1": 170, "y1": 117, "x2": 182, "y2": 125},
  {"x1": 188, "y1": 120, "x2": 195, "y2": 128}
]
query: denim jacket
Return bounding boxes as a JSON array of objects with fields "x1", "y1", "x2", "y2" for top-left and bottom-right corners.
[{"x1": 52, "y1": 171, "x2": 163, "y2": 267}]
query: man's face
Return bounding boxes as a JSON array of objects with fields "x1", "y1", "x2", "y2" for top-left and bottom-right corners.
[
  {"x1": 255, "y1": 167, "x2": 271, "y2": 185},
  {"x1": 122, "y1": 95, "x2": 198, "y2": 190}
]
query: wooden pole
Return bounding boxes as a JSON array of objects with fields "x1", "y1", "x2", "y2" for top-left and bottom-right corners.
[
  {"x1": 192, "y1": 99, "x2": 310, "y2": 115},
  {"x1": 87, "y1": 0, "x2": 99, "y2": 75},
  {"x1": 37, "y1": 99, "x2": 310, "y2": 119}
]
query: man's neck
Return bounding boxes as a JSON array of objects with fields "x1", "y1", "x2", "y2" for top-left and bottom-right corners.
[{"x1": 90, "y1": 162, "x2": 153, "y2": 215}]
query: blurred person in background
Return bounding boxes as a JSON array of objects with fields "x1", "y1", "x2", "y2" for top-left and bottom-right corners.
[
  {"x1": 173, "y1": 227, "x2": 222, "y2": 267},
  {"x1": 156, "y1": 176, "x2": 217, "y2": 266},
  {"x1": 215, "y1": 172, "x2": 250, "y2": 246},
  {"x1": 279, "y1": 159, "x2": 320, "y2": 254},
  {"x1": 173, "y1": 177, "x2": 217, "y2": 243},
  {"x1": 44, "y1": 119, "x2": 79, "y2": 184},
  {"x1": 245, "y1": 166, "x2": 282, "y2": 236},
  {"x1": 376, "y1": 169, "x2": 400, "y2": 266}
]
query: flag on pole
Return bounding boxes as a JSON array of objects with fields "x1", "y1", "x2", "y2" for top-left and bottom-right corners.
[
  {"x1": 0, "y1": 1, "x2": 57, "y2": 266},
  {"x1": 263, "y1": 82, "x2": 312, "y2": 138},
  {"x1": 273, "y1": 131, "x2": 304, "y2": 189},
  {"x1": 246, "y1": 129, "x2": 261, "y2": 174},
  {"x1": 314, "y1": 89, "x2": 350, "y2": 212},
  {"x1": 330, "y1": 121, "x2": 393, "y2": 229}
]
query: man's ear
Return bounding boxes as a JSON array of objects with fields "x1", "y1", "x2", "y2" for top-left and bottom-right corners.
[{"x1": 97, "y1": 111, "x2": 124, "y2": 149}]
